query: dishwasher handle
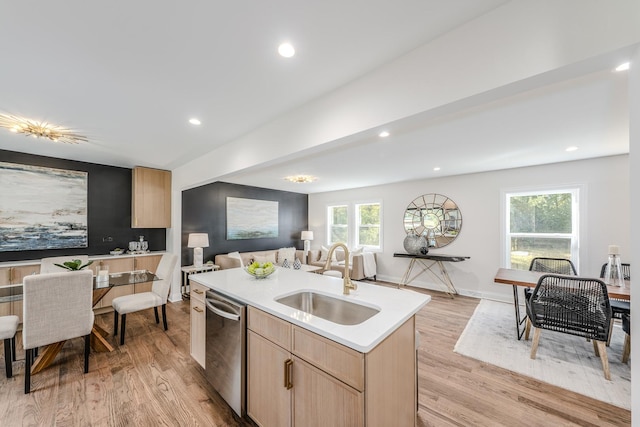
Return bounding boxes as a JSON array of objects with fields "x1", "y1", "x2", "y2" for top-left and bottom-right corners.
[{"x1": 206, "y1": 297, "x2": 241, "y2": 321}]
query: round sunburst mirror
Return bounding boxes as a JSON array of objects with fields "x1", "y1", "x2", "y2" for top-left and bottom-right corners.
[{"x1": 403, "y1": 193, "x2": 462, "y2": 251}]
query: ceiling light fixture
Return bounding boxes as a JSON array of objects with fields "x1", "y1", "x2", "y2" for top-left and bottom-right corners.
[
  {"x1": 284, "y1": 174, "x2": 316, "y2": 183},
  {"x1": 433, "y1": 167, "x2": 441, "y2": 171},
  {"x1": 566, "y1": 146, "x2": 578, "y2": 152},
  {"x1": 0, "y1": 113, "x2": 88, "y2": 144},
  {"x1": 379, "y1": 131, "x2": 390, "y2": 138},
  {"x1": 615, "y1": 62, "x2": 630, "y2": 72},
  {"x1": 278, "y1": 43, "x2": 295, "y2": 58},
  {"x1": 189, "y1": 118, "x2": 201, "y2": 125}
]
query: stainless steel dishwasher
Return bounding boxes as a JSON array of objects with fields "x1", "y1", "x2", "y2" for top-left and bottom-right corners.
[{"x1": 205, "y1": 290, "x2": 246, "y2": 417}]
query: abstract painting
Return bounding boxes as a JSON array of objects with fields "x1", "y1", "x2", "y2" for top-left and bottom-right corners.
[
  {"x1": 226, "y1": 197, "x2": 278, "y2": 240},
  {"x1": 0, "y1": 162, "x2": 88, "y2": 252}
]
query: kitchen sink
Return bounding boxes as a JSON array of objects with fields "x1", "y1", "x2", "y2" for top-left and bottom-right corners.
[{"x1": 275, "y1": 291, "x2": 380, "y2": 325}]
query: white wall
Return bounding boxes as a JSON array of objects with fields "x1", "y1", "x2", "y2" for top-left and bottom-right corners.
[{"x1": 308, "y1": 156, "x2": 630, "y2": 302}]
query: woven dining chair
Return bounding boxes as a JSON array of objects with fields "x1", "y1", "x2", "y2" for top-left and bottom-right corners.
[
  {"x1": 523, "y1": 257, "x2": 577, "y2": 302},
  {"x1": 525, "y1": 274, "x2": 612, "y2": 380},
  {"x1": 621, "y1": 313, "x2": 630, "y2": 364}
]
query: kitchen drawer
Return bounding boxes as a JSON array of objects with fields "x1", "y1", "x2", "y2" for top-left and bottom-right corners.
[
  {"x1": 247, "y1": 306, "x2": 291, "y2": 351},
  {"x1": 292, "y1": 325, "x2": 364, "y2": 391},
  {"x1": 190, "y1": 281, "x2": 207, "y2": 303}
]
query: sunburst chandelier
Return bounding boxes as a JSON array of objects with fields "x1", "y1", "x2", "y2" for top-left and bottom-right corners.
[
  {"x1": 0, "y1": 113, "x2": 88, "y2": 144},
  {"x1": 284, "y1": 175, "x2": 317, "y2": 183}
]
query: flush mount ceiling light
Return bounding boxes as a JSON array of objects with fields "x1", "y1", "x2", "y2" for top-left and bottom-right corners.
[
  {"x1": 189, "y1": 118, "x2": 201, "y2": 125},
  {"x1": 0, "y1": 113, "x2": 88, "y2": 144},
  {"x1": 378, "y1": 131, "x2": 390, "y2": 138},
  {"x1": 566, "y1": 146, "x2": 578, "y2": 152},
  {"x1": 615, "y1": 62, "x2": 630, "y2": 72},
  {"x1": 278, "y1": 42, "x2": 295, "y2": 58},
  {"x1": 284, "y1": 174, "x2": 316, "y2": 183}
]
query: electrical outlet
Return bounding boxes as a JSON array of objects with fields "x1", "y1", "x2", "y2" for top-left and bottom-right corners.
[{"x1": 102, "y1": 236, "x2": 113, "y2": 242}]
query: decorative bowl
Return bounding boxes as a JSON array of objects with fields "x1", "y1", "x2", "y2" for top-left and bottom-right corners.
[
  {"x1": 110, "y1": 249, "x2": 124, "y2": 255},
  {"x1": 245, "y1": 262, "x2": 276, "y2": 279}
]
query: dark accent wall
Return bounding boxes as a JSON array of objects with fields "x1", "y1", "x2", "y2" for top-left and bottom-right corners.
[
  {"x1": 181, "y1": 182, "x2": 308, "y2": 266},
  {"x1": 0, "y1": 149, "x2": 166, "y2": 262}
]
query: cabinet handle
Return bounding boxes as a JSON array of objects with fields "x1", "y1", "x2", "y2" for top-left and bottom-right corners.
[
  {"x1": 9, "y1": 267, "x2": 13, "y2": 283},
  {"x1": 193, "y1": 289, "x2": 203, "y2": 294},
  {"x1": 284, "y1": 359, "x2": 293, "y2": 389},
  {"x1": 193, "y1": 306, "x2": 203, "y2": 313}
]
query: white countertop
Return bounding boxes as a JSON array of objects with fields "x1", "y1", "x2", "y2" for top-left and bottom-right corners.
[
  {"x1": 0, "y1": 251, "x2": 165, "y2": 268},
  {"x1": 190, "y1": 267, "x2": 431, "y2": 353}
]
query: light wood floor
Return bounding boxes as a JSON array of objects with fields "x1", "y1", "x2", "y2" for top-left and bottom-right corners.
[{"x1": 0, "y1": 286, "x2": 631, "y2": 426}]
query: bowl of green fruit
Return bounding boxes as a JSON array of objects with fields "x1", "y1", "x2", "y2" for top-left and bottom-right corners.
[{"x1": 245, "y1": 261, "x2": 276, "y2": 279}]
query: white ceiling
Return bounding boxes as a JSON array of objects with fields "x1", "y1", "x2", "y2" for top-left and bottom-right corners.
[{"x1": 0, "y1": 1, "x2": 632, "y2": 194}]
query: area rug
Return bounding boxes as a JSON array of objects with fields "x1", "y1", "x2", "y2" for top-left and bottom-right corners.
[{"x1": 454, "y1": 299, "x2": 631, "y2": 410}]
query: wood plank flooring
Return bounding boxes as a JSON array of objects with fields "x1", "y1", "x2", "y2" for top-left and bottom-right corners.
[{"x1": 0, "y1": 286, "x2": 631, "y2": 426}]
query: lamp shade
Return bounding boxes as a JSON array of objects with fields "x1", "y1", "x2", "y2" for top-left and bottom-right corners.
[
  {"x1": 301, "y1": 231, "x2": 314, "y2": 241},
  {"x1": 188, "y1": 233, "x2": 209, "y2": 248}
]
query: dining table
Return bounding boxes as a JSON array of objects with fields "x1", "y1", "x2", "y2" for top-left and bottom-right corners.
[
  {"x1": 3, "y1": 270, "x2": 159, "y2": 374},
  {"x1": 494, "y1": 268, "x2": 631, "y2": 340}
]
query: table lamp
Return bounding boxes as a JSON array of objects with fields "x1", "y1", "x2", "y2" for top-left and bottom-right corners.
[
  {"x1": 188, "y1": 233, "x2": 209, "y2": 268},
  {"x1": 301, "y1": 230, "x2": 314, "y2": 254}
]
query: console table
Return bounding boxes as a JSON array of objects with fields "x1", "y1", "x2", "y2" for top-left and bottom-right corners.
[{"x1": 393, "y1": 253, "x2": 470, "y2": 296}]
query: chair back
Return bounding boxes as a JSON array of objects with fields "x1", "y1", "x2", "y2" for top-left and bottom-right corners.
[
  {"x1": 40, "y1": 255, "x2": 90, "y2": 274},
  {"x1": 151, "y1": 253, "x2": 178, "y2": 303},
  {"x1": 529, "y1": 257, "x2": 577, "y2": 275},
  {"x1": 22, "y1": 270, "x2": 94, "y2": 350},
  {"x1": 599, "y1": 263, "x2": 630, "y2": 280},
  {"x1": 527, "y1": 274, "x2": 611, "y2": 342}
]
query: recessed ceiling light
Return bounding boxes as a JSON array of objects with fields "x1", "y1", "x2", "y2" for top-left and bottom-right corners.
[
  {"x1": 189, "y1": 118, "x2": 201, "y2": 125},
  {"x1": 566, "y1": 146, "x2": 578, "y2": 152},
  {"x1": 278, "y1": 43, "x2": 295, "y2": 58},
  {"x1": 615, "y1": 62, "x2": 630, "y2": 72},
  {"x1": 378, "y1": 131, "x2": 390, "y2": 138},
  {"x1": 284, "y1": 174, "x2": 316, "y2": 183},
  {"x1": 433, "y1": 167, "x2": 441, "y2": 171}
]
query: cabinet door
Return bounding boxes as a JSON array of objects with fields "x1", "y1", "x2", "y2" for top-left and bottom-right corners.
[
  {"x1": 132, "y1": 167, "x2": 171, "y2": 228},
  {"x1": 134, "y1": 255, "x2": 162, "y2": 293},
  {"x1": 292, "y1": 356, "x2": 364, "y2": 427},
  {"x1": 94, "y1": 258, "x2": 135, "y2": 308},
  {"x1": 10, "y1": 265, "x2": 40, "y2": 322},
  {"x1": 190, "y1": 296, "x2": 206, "y2": 368},
  {"x1": 247, "y1": 330, "x2": 292, "y2": 427},
  {"x1": 0, "y1": 267, "x2": 11, "y2": 318}
]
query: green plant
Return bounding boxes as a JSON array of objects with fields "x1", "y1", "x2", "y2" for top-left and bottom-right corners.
[{"x1": 54, "y1": 259, "x2": 94, "y2": 271}]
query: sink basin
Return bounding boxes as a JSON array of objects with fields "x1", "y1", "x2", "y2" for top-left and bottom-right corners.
[{"x1": 275, "y1": 291, "x2": 380, "y2": 325}]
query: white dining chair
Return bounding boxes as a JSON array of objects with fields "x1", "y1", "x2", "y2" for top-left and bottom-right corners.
[
  {"x1": 112, "y1": 253, "x2": 178, "y2": 345},
  {"x1": 0, "y1": 315, "x2": 19, "y2": 378},
  {"x1": 22, "y1": 270, "x2": 94, "y2": 393}
]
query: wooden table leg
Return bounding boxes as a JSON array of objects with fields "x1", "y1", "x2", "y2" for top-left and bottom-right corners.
[
  {"x1": 90, "y1": 324, "x2": 114, "y2": 352},
  {"x1": 31, "y1": 341, "x2": 65, "y2": 374}
]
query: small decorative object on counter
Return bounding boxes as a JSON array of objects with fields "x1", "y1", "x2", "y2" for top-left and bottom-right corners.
[
  {"x1": 282, "y1": 259, "x2": 290, "y2": 268},
  {"x1": 245, "y1": 262, "x2": 276, "y2": 279},
  {"x1": 54, "y1": 259, "x2": 94, "y2": 271},
  {"x1": 110, "y1": 248, "x2": 124, "y2": 255},
  {"x1": 293, "y1": 258, "x2": 301, "y2": 270}
]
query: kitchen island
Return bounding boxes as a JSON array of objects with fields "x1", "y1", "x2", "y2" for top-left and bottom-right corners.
[{"x1": 190, "y1": 267, "x2": 430, "y2": 427}]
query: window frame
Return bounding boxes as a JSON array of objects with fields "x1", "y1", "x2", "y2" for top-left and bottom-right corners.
[
  {"x1": 326, "y1": 200, "x2": 383, "y2": 251},
  {"x1": 355, "y1": 201, "x2": 382, "y2": 250},
  {"x1": 502, "y1": 185, "x2": 582, "y2": 272},
  {"x1": 327, "y1": 204, "x2": 349, "y2": 247}
]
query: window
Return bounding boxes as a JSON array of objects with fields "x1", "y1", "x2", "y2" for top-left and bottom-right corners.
[
  {"x1": 355, "y1": 202, "x2": 381, "y2": 249},
  {"x1": 505, "y1": 188, "x2": 579, "y2": 271},
  {"x1": 326, "y1": 201, "x2": 382, "y2": 250},
  {"x1": 327, "y1": 205, "x2": 348, "y2": 246}
]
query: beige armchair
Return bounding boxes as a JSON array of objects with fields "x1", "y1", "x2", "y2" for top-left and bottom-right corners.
[
  {"x1": 0, "y1": 315, "x2": 19, "y2": 378},
  {"x1": 112, "y1": 253, "x2": 178, "y2": 345},
  {"x1": 22, "y1": 270, "x2": 95, "y2": 393}
]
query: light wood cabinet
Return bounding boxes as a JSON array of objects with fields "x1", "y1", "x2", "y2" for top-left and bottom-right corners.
[
  {"x1": 247, "y1": 330, "x2": 292, "y2": 427},
  {"x1": 190, "y1": 281, "x2": 207, "y2": 368},
  {"x1": 133, "y1": 254, "x2": 162, "y2": 293},
  {"x1": 246, "y1": 307, "x2": 375, "y2": 427},
  {"x1": 0, "y1": 264, "x2": 39, "y2": 322},
  {"x1": 132, "y1": 166, "x2": 171, "y2": 228}
]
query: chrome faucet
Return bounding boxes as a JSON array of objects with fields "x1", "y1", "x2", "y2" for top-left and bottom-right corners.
[{"x1": 324, "y1": 242, "x2": 357, "y2": 295}]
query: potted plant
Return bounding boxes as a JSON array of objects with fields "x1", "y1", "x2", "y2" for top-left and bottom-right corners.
[{"x1": 54, "y1": 259, "x2": 94, "y2": 271}]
